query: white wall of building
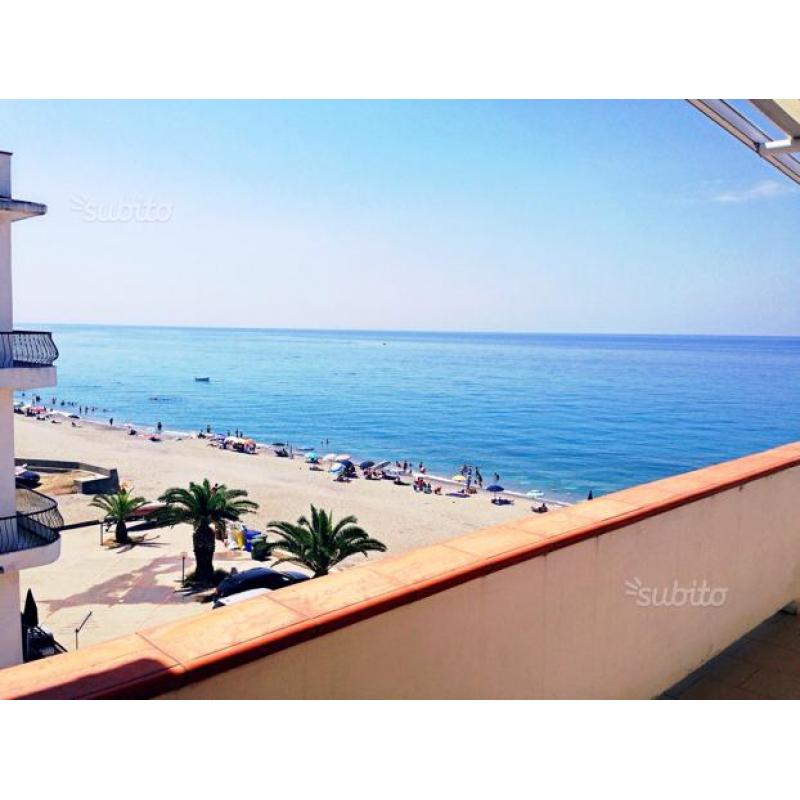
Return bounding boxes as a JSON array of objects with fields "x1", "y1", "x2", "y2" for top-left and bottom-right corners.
[
  {"x1": 0, "y1": 151, "x2": 55, "y2": 668},
  {"x1": 1, "y1": 165, "x2": 16, "y2": 521},
  {"x1": 1, "y1": 155, "x2": 18, "y2": 521},
  {"x1": 0, "y1": 569, "x2": 22, "y2": 668},
  {"x1": 0, "y1": 389, "x2": 15, "y2": 515}
]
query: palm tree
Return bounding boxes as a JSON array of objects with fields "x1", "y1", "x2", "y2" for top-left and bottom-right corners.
[
  {"x1": 158, "y1": 479, "x2": 258, "y2": 585},
  {"x1": 90, "y1": 487, "x2": 148, "y2": 544},
  {"x1": 263, "y1": 505, "x2": 386, "y2": 577}
]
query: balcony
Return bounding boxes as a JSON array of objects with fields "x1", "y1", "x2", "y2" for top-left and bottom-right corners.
[
  {"x1": 0, "y1": 196, "x2": 47, "y2": 223},
  {"x1": 0, "y1": 331, "x2": 59, "y2": 369},
  {"x1": 0, "y1": 331, "x2": 58, "y2": 391},
  {"x1": 0, "y1": 488, "x2": 62, "y2": 569}
]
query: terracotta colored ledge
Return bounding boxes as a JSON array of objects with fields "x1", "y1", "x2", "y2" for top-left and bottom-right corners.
[{"x1": 2, "y1": 441, "x2": 800, "y2": 699}]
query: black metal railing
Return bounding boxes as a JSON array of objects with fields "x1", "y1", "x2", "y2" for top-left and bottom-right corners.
[
  {"x1": 0, "y1": 330, "x2": 59, "y2": 368},
  {"x1": 0, "y1": 488, "x2": 62, "y2": 555}
]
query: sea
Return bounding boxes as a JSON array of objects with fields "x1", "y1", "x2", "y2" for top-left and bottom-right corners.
[{"x1": 17, "y1": 325, "x2": 800, "y2": 504}]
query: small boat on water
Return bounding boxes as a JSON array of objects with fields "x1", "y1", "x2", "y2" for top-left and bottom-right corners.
[{"x1": 194, "y1": 377, "x2": 211, "y2": 382}]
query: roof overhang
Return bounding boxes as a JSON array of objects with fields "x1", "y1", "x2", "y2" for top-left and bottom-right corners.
[
  {"x1": 0, "y1": 197, "x2": 48, "y2": 222},
  {"x1": 688, "y1": 99, "x2": 800, "y2": 186}
]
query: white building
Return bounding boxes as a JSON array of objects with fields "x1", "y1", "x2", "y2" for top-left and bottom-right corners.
[{"x1": 0, "y1": 150, "x2": 60, "y2": 667}]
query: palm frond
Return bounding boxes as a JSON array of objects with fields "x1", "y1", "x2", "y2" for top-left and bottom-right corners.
[
  {"x1": 264, "y1": 506, "x2": 386, "y2": 576},
  {"x1": 90, "y1": 488, "x2": 147, "y2": 521}
]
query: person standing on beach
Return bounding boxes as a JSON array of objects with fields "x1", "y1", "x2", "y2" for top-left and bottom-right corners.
[
  {"x1": 476, "y1": 468, "x2": 483, "y2": 488},
  {"x1": 493, "y1": 472, "x2": 499, "y2": 484},
  {"x1": 157, "y1": 421, "x2": 162, "y2": 434},
  {"x1": 109, "y1": 417, "x2": 114, "y2": 427}
]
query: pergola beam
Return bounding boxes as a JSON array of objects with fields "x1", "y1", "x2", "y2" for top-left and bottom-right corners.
[{"x1": 687, "y1": 99, "x2": 800, "y2": 186}]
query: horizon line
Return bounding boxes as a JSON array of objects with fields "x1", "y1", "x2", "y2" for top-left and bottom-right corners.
[{"x1": 14, "y1": 321, "x2": 800, "y2": 339}]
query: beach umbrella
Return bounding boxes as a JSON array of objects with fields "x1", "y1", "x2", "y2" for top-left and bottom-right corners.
[
  {"x1": 271, "y1": 442, "x2": 285, "y2": 447},
  {"x1": 334, "y1": 453, "x2": 352, "y2": 462},
  {"x1": 305, "y1": 452, "x2": 319, "y2": 463},
  {"x1": 321, "y1": 453, "x2": 337, "y2": 462},
  {"x1": 373, "y1": 460, "x2": 391, "y2": 470},
  {"x1": 329, "y1": 462, "x2": 345, "y2": 473},
  {"x1": 486, "y1": 484, "x2": 504, "y2": 493},
  {"x1": 359, "y1": 460, "x2": 375, "y2": 470}
]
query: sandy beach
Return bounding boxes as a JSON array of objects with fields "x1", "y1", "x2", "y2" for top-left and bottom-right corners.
[{"x1": 14, "y1": 414, "x2": 537, "y2": 649}]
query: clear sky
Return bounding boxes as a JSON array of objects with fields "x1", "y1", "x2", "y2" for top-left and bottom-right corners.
[{"x1": 2, "y1": 100, "x2": 798, "y2": 334}]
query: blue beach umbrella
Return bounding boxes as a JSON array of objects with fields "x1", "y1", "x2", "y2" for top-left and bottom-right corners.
[
  {"x1": 329, "y1": 462, "x2": 345, "y2": 473},
  {"x1": 486, "y1": 484, "x2": 504, "y2": 493},
  {"x1": 306, "y1": 452, "x2": 319, "y2": 463}
]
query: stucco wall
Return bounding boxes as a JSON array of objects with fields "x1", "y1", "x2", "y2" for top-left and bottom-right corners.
[{"x1": 158, "y1": 466, "x2": 800, "y2": 699}]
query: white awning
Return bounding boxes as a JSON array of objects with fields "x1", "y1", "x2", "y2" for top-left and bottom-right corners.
[{"x1": 688, "y1": 99, "x2": 800, "y2": 186}]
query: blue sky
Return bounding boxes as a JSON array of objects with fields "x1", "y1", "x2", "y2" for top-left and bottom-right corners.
[{"x1": 2, "y1": 100, "x2": 798, "y2": 334}]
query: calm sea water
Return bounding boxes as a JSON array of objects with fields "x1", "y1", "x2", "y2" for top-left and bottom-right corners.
[{"x1": 18, "y1": 325, "x2": 800, "y2": 503}]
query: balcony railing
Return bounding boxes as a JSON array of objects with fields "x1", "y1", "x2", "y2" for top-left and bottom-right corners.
[
  {"x1": 0, "y1": 331, "x2": 59, "y2": 369},
  {"x1": 0, "y1": 488, "x2": 62, "y2": 555}
]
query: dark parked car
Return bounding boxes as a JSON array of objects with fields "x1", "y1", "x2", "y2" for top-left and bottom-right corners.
[{"x1": 214, "y1": 567, "x2": 309, "y2": 600}]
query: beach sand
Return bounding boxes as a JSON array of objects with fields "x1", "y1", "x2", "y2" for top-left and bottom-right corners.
[{"x1": 14, "y1": 415, "x2": 536, "y2": 649}]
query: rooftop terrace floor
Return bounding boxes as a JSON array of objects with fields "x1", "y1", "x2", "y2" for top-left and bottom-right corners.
[{"x1": 663, "y1": 610, "x2": 800, "y2": 699}]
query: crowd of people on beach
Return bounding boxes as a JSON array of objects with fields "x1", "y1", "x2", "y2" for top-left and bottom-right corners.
[
  {"x1": 15, "y1": 393, "x2": 170, "y2": 441},
  {"x1": 19, "y1": 393, "x2": 111, "y2": 417},
  {"x1": 17, "y1": 394, "x2": 269, "y2": 452},
  {"x1": 308, "y1": 454, "x2": 535, "y2": 507},
  {"x1": 413, "y1": 476, "x2": 441, "y2": 494},
  {"x1": 16, "y1": 393, "x2": 557, "y2": 510}
]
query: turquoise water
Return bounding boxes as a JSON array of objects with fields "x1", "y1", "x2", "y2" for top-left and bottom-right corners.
[{"x1": 18, "y1": 325, "x2": 800, "y2": 503}]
